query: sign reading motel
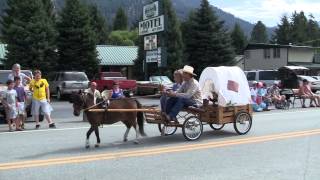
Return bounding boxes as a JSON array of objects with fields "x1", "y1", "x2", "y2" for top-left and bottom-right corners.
[{"x1": 139, "y1": 15, "x2": 164, "y2": 36}]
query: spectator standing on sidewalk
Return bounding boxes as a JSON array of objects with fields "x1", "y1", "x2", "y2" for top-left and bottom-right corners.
[
  {"x1": 29, "y1": 70, "x2": 55, "y2": 129},
  {"x1": 2, "y1": 80, "x2": 21, "y2": 131},
  {"x1": 8, "y1": 64, "x2": 31, "y2": 86},
  {"x1": 14, "y1": 76, "x2": 27, "y2": 129}
]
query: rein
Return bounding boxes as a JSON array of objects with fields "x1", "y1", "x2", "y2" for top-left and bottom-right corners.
[{"x1": 83, "y1": 100, "x2": 107, "y2": 112}]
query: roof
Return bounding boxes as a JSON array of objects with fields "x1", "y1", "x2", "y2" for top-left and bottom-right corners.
[
  {"x1": 288, "y1": 62, "x2": 320, "y2": 69},
  {"x1": 245, "y1": 43, "x2": 320, "y2": 50},
  {"x1": 0, "y1": 44, "x2": 138, "y2": 66},
  {"x1": 97, "y1": 45, "x2": 138, "y2": 66}
]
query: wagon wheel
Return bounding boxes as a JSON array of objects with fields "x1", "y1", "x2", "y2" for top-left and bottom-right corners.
[
  {"x1": 233, "y1": 112, "x2": 252, "y2": 135},
  {"x1": 158, "y1": 124, "x2": 177, "y2": 136},
  {"x1": 182, "y1": 116, "x2": 203, "y2": 141},
  {"x1": 209, "y1": 123, "x2": 225, "y2": 130}
]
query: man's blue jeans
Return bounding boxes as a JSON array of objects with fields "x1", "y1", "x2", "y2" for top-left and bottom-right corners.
[{"x1": 165, "y1": 97, "x2": 196, "y2": 119}]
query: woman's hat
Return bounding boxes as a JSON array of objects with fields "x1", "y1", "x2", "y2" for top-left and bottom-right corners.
[{"x1": 182, "y1": 65, "x2": 197, "y2": 76}]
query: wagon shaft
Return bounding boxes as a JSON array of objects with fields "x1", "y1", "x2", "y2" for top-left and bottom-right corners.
[{"x1": 88, "y1": 108, "x2": 160, "y2": 113}]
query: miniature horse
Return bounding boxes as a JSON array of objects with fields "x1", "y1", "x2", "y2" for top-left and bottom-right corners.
[{"x1": 71, "y1": 92, "x2": 146, "y2": 148}]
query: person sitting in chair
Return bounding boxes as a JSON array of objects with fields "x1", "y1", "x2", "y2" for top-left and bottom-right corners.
[
  {"x1": 268, "y1": 81, "x2": 286, "y2": 108},
  {"x1": 110, "y1": 82, "x2": 124, "y2": 99},
  {"x1": 164, "y1": 65, "x2": 202, "y2": 123},
  {"x1": 299, "y1": 79, "x2": 320, "y2": 108}
]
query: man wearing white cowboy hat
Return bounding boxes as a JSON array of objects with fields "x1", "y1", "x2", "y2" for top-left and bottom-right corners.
[{"x1": 164, "y1": 65, "x2": 202, "y2": 122}]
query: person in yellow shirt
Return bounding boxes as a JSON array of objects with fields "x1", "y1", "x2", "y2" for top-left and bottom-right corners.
[{"x1": 29, "y1": 70, "x2": 55, "y2": 129}]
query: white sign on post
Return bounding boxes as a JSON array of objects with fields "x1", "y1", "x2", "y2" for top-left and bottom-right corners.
[
  {"x1": 143, "y1": 1, "x2": 159, "y2": 20},
  {"x1": 139, "y1": 15, "x2": 164, "y2": 36},
  {"x1": 146, "y1": 47, "x2": 161, "y2": 63},
  {"x1": 144, "y1": 35, "x2": 157, "y2": 50}
]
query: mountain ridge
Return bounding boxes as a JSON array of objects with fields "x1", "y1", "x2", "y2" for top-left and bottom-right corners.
[{"x1": 0, "y1": 0, "x2": 274, "y2": 38}]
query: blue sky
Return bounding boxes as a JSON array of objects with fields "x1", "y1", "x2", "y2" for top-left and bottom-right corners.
[{"x1": 208, "y1": 0, "x2": 320, "y2": 27}]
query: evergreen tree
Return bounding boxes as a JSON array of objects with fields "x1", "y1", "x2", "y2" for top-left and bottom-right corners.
[
  {"x1": 250, "y1": 21, "x2": 268, "y2": 43},
  {"x1": 113, "y1": 7, "x2": 128, "y2": 31},
  {"x1": 231, "y1": 23, "x2": 247, "y2": 54},
  {"x1": 89, "y1": 5, "x2": 109, "y2": 44},
  {"x1": 182, "y1": 0, "x2": 234, "y2": 75},
  {"x1": 57, "y1": 0, "x2": 99, "y2": 78},
  {"x1": 161, "y1": 0, "x2": 183, "y2": 76},
  {"x1": 272, "y1": 15, "x2": 291, "y2": 45},
  {"x1": 0, "y1": 0, "x2": 57, "y2": 72},
  {"x1": 306, "y1": 14, "x2": 320, "y2": 46},
  {"x1": 133, "y1": 36, "x2": 144, "y2": 80},
  {"x1": 290, "y1": 11, "x2": 308, "y2": 45}
]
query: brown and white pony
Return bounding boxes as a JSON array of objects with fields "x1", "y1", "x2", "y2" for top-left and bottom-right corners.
[{"x1": 71, "y1": 92, "x2": 146, "y2": 148}]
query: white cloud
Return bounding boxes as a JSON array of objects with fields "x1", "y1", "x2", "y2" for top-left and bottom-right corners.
[{"x1": 213, "y1": 0, "x2": 320, "y2": 27}]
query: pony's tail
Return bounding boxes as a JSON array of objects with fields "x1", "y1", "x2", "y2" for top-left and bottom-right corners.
[{"x1": 135, "y1": 100, "x2": 147, "y2": 136}]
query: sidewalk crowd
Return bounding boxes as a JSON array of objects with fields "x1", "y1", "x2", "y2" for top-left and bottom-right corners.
[
  {"x1": 250, "y1": 79, "x2": 320, "y2": 112},
  {"x1": 1, "y1": 64, "x2": 55, "y2": 132}
]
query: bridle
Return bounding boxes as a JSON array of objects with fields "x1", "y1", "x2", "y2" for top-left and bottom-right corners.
[{"x1": 73, "y1": 93, "x2": 87, "y2": 112}]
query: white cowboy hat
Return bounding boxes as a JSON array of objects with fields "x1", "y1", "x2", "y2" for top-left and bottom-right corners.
[{"x1": 182, "y1": 65, "x2": 197, "y2": 76}]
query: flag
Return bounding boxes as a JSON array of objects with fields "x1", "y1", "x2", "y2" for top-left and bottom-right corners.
[{"x1": 227, "y1": 80, "x2": 239, "y2": 92}]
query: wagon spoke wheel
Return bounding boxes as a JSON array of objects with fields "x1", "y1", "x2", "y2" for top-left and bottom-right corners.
[
  {"x1": 158, "y1": 124, "x2": 177, "y2": 136},
  {"x1": 182, "y1": 116, "x2": 203, "y2": 141},
  {"x1": 233, "y1": 112, "x2": 252, "y2": 135},
  {"x1": 209, "y1": 123, "x2": 225, "y2": 130}
]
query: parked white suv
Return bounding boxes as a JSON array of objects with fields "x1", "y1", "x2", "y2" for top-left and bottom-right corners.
[{"x1": 244, "y1": 70, "x2": 279, "y2": 87}]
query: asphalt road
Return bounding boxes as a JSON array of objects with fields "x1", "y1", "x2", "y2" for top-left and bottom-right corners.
[{"x1": 0, "y1": 98, "x2": 319, "y2": 180}]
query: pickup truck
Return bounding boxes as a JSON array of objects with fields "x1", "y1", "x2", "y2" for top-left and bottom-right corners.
[
  {"x1": 136, "y1": 76, "x2": 173, "y2": 95},
  {"x1": 92, "y1": 72, "x2": 136, "y2": 95}
]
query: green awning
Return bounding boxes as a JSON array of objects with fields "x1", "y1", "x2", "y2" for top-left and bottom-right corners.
[
  {"x1": 97, "y1": 45, "x2": 138, "y2": 66},
  {"x1": 0, "y1": 44, "x2": 6, "y2": 65}
]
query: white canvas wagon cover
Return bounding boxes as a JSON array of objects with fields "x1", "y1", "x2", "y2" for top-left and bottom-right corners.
[{"x1": 199, "y1": 66, "x2": 251, "y2": 107}]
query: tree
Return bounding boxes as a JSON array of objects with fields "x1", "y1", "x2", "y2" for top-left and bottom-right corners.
[
  {"x1": 250, "y1": 21, "x2": 268, "y2": 43},
  {"x1": 182, "y1": 0, "x2": 235, "y2": 75},
  {"x1": 108, "y1": 30, "x2": 138, "y2": 46},
  {"x1": 306, "y1": 14, "x2": 320, "y2": 46},
  {"x1": 89, "y1": 5, "x2": 109, "y2": 44},
  {"x1": 0, "y1": 0, "x2": 58, "y2": 72},
  {"x1": 161, "y1": 0, "x2": 183, "y2": 76},
  {"x1": 290, "y1": 11, "x2": 308, "y2": 45},
  {"x1": 272, "y1": 15, "x2": 291, "y2": 45},
  {"x1": 231, "y1": 23, "x2": 247, "y2": 54},
  {"x1": 113, "y1": 7, "x2": 128, "y2": 31},
  {"x1": 56, "y1": 0, "x2": 99, "y2": 78}
]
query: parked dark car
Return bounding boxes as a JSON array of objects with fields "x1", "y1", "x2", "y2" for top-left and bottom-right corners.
[
  {"x1": 136, "y1": 76, "x2": 173, "y2": 95},
  {"x1": 49, "y1": 71, "x2": 89, "y2": 100}
]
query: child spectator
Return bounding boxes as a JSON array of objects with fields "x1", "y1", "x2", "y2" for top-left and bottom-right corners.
[
  {"x1": 14, "y1": 76, "x2": 27, "y2": 129},
  {"x1": 110, "y1": 82, "x2": 124, "y2": 99},
  {"x1": 3, "y1": 80, "x2": 21, "y2": 131}
]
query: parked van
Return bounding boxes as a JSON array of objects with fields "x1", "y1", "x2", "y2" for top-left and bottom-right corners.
[{"x1": 244, "y1": 70, "x2": 279, "y2": 87}]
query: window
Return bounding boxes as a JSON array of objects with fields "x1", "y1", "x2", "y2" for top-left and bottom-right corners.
[
  {"x1": 246, "y1": 72, "x2": 256, "y2": 81},
  {"x1": 62, "y1": 73, "x2": 88, "y2": 81},
  {"x1": 263, "y1": 49, "x2": 271, "y2": 59},
  {"x1": 273, "y1": 48, "x2": 280, "y2": 58},
  {"x1": 244, "y1": 51, "x2": 250, "y2": 59},
  {"x1": 259, "y1": 71, "x2": 278, "y2": 80}
]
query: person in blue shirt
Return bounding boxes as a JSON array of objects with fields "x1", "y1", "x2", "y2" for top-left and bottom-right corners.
[
  {"x1": 160, "y1": 69, "x2": 183, "y2": 113},
  {"x1": 110, "y1": 82, "x2": 124, "y2": 99}
]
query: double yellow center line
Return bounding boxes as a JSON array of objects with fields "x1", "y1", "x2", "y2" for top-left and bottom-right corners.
[{"x1": 1, "y1": 129, "x2": 320, "y2": 170}]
